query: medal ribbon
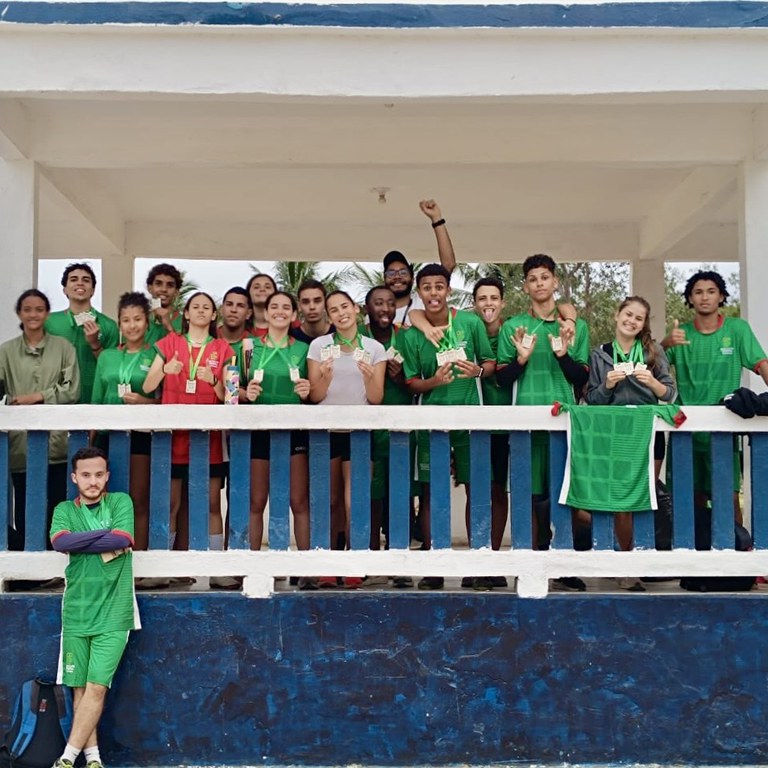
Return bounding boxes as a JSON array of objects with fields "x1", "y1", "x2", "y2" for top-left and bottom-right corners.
[
  {"x1": 612, "y1": 339, "x2": 644, "y2": 366},
  {"x1": 334, "y1": 330, "x2": 363, "y2": 351},
  {"x1": 436, "y1": 310, "x2": 457, "y2": 352},
  {"x1": 186, "y1": 335, "x2": 212, "y2": 381},
  {"x1": 118, "y1": 348, "x2": 144, "y2": 385},
  {"x1": 256, "y1": 336, "x2": 291, "y2": 372}
]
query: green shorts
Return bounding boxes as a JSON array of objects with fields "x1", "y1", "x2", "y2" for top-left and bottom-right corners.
[
  {"x1": 416, "y1": 430, "x2": 471, "y2": 485},
  {"x1": 60, "y1": 630, "x2": 130, "y2": 688},
  {"x1": 691, "y1": 433, "x2": 741, "y2": 496},
  {"x1": 530, "y1": 431, "x2": 550, "y2": 496},
  {"x1": 371, "y1": 430, "x2": 418, "y2": 500}
]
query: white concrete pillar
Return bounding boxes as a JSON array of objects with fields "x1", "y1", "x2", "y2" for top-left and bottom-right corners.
[
  {"x1": 738, "y1": 161, "x2": 768, "y2": 354},
  {"x1": 0, "y1": 160, "x2": 37, "y2": 344},
  {"x1": 101, "y1": 255, "x2": 135, "y2": 321},
  {"x1": 631, "y1": 258, "x2": 666, "y2": 342}
]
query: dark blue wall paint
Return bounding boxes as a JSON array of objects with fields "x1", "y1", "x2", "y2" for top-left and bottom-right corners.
[
  {"x1": 1, "y1": 592, "x2": 767, "y2": 765},
  {"x1": 3, "y1": 1, "x2": 768, "y2": 28}
]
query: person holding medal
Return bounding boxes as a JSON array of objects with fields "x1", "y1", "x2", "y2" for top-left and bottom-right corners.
[
  {"x1": 91, "y1": 292, "x2": 159, "y2": 556},
  {"x1": 144, "y1": 263, "x2": 184, "y2": 345},
  {"x1": 585, "y1": 296, "x2": 676, "y2": 590},
  {"x1": 143, "y1": 292, "x2": 234, "y2": 554},
  {"x1": 496, "y1": 254, "x2": 590, "y2": 590},
  {"x1": 45, "y1": 263, "x2": 119, "y2": 404},
  {"x1": 308, "y1": 291, "x2": 387, "y2": 582},
  {"x1": 243, "y1": 291, "x2": 311, "y2": 559},
  {"x1": 400, "y1": 264, "x2": 495, "y2": 590}
]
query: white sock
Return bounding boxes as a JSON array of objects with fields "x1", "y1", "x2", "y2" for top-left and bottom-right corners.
[
  {"x1": 62, "y1": 744, "x2": 81, "y2": 763},
  {"x1": 84, "y1": 746, "x2": 101, "y2": 765},
  {"x1": 169, "y1": 530, "x2": 176, "y2": 549},
  {"x1": 209, "y1": 533, "x2": 224, "y2": 551}
]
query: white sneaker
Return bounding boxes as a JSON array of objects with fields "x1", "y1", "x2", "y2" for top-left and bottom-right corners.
[
  {"x1": 134, "y1": 577, "x2": 170, "y2": 590},
  {"x1": 616, "y1": 577, "x2": 646, "y2": 592},
  {"x1": 210, "y1": 576, "x2": 242, "y2": 590}
]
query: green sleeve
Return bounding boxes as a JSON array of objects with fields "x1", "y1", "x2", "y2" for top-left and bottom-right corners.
[
  {"x1": 42, "y1": 341, "x2": 80, "y2": 405},
  {"x1": 99, "y1": 315, "x2": 120, "y2": 350},
  {"x1": 496, "y1": 320, "x2": 516, "y2": 365},
  {"x1": 91, "y1": 352, "x2": 108, "y2": 404},
  {"x1": 735, "y1": 319, "x2": 767, "y2": 370},
  {"x1": 50, "y1": 501, "x2": 72, "y2": 540},
  {"x1": 401, "y1": 330, "x2": 421, "y2": 381},
  {"x1": 570, "y1": 319, "x2": 590, "y2": 365},
  {"x1": 471, "y1": 315, "x2": 495, "y2": 362},
  {"x1": 110, "y1": 492, "x2": 135, "y2": 538}
]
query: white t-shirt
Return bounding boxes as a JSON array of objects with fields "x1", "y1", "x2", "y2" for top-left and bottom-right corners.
[
  {"x1": 394, "y1": 293, "x2": 425, "y2": 327},
  {"x1": 307, "y1": 334, "x2": 387, "y2": 405}
]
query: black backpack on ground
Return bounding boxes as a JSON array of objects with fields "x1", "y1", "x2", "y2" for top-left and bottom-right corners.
[
  {"x1": 680, "y1": 517, "x2": 757, "y2": 592},
  {"x1": 0, "y1": 679, "x2": 73, "y2": 768}
]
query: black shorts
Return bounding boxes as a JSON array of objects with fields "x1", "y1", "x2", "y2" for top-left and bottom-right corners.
[
  {"x1": 171, "y1": 463, "x2": 227, "y2": 480},
  {"x1": 654, "y1": 431, "x2": 666, "y2": 462},
  {"x1": 250, "y1": 431, "x2": 309, "y2": 461},
  {"x1": 491, "y1": 433, "x2": 510, "y2": 485},
  {"x1": 329, "y1": 432, "x2": 375, "y2": 461}
]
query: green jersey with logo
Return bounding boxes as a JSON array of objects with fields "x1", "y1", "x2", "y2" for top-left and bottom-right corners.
[
  {"x1": 666, "y1": 316, "x2": 767, "y2": 406},
  {"x1": 402, "y1": 309, "x2": 494, "y2": 406},
  {"x1": 50, "y1": 492, "x2": 139, "y2": 636},
  {"x1": 45, "y1": 309, "x2": 119, "y2": 403},
  {"x1": 497, "y1": 312, "x2": 589, "y2": 405},
  {"x1": 91, "y1": 346, "x2": 157, "y2": 404},
  {"x1": 246, "y1": 338, "x2": 309, "y2": 405},
  {"x1": 363, "y1": 325, "x2": 413, "y2": 406}
]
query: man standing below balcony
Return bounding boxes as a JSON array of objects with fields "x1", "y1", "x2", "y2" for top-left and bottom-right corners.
[
  {"x1": 663, "y1": 269, "x2": 768, "y2": 533},
  {"x1": 45, "y1": 263, "x2": 119, "y2": 404},
  {"x1": 50, "y1": 447, "x2": 139, "y2": 768}
]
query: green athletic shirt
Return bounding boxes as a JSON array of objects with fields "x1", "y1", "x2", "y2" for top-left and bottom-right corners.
[
  {"x1": 497, "y1": 312, "x2": 589, "y2": 405},
  {"x1": 45, "y1": 309, "x2": 119, "y2": 404},
  {"x1": 144, "y1": 312, "x2": 183, "y2": 347},
  {"x1": 666, "y1": 316, "x2": 767, "y2": 406},
  {"x1": 245, "y1": 338, "x2": 309, "y2": 405},
  {"x1": 402, "y1": 309, "x2": 494, "y2": 406},
  {"x1": 482, "y1": 331, "x2": 513, "y2": 407},
  {"x1": 362, "y1": 325, "x2": 414, "y2": 406},
  {"x1": 50, "y1": 492, "x2": 139, "y2": 636},
  {"x1": 91, "y1": 346, "x2": 157, "y2": 404},
  {"x1": 556, "y1": 404, "x2": 682, "y2": 512}
]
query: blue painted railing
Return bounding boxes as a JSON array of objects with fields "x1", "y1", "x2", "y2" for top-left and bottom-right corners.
[{"x1": 2, "y1": 405, "x2": 768, "y2": 595}]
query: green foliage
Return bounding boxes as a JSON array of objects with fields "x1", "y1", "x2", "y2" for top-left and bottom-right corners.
[
  {"x1": 174, "y1": 270, "x2": 199, "y2": 312},
  {"x1": 249, "y1": 262, "x2": 352, "y2": 297}
]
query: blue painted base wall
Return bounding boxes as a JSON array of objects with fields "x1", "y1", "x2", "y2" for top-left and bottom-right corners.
[{"x1": 1, "y1": 592, "x2": 766, "y2": 765}]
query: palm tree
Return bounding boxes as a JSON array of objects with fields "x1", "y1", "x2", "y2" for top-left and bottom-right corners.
[
  {"x1": 249, "y1": 262, "x2": 351, "y2": 297},
  {"x1": 174, "y1": 270, "x2": 200, "y2": 311}
]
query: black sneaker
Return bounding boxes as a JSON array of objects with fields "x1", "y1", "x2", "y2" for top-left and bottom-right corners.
[
  {"x1": 417, "y1": 576, "x2": 444, "y2": 590},
  {"x1": 490, "y1": 576, "x2": 508, "y2": 588},
  {"x1": 460, "y1": 576, "x2": 475, "y2": 589},
  {"x1": 392, "y1": 576, "x2": 413, "y2": 589},
  {"x1": 472, "y1": 577, "x2": 495, "y2": 591},
  {"x1": 552, "y1": 576, "x2": 587, "y2": 592}
]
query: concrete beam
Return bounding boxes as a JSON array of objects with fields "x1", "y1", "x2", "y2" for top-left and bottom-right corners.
[
  {"x1": 2, "y1": 26, "x2": 768, "y2": 99},
  {"x1": 0, "y1": 99, "x2": 30, "y2": 160},
  {"x1": 39, "y1": 168, "x2": 125, "y2": 256},
  {"x1": 663, "y1": 222, "x2": 737, "y2": 263},
  {"x1": 639, "y1": 167, "x2": 736, "y2": 261}
]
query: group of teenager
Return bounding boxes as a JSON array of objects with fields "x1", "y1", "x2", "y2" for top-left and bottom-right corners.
[{"x1": 3, "y1": 199, "x2": 767, "y2": 595}]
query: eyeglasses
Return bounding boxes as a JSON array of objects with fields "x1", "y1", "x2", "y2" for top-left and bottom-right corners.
[{"x1": 385, "y1": 268, "x2": 410, "y2": 278}]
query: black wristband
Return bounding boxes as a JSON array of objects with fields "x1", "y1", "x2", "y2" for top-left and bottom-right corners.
[
  {"x1": 431, "y1": 218, "x2": 446, "y2": 229},
  {"x1": 556, "y1": 353, "x2": 588, "y2": 389}
]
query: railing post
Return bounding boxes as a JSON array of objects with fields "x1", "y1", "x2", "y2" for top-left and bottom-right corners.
[
  {"x1": 67, "y1": 431, "x2": 89, "y2": 500},
  {"x1": 710, "y1": 432, "x2": 735, "y2": 549},
  {"x1": 268, "y1": 430, "x2": 291, "y2": 550},
  {"x1": 189, "y1": 430, "x2": 210, "y2": 550},
  {"x1": 227, "y1": 430, "x2": 251, "y2": 550},
  {"x1": 750, "y1": 433, "x2": 768, "y2": 548},
  {"x1": 350, "y1": 430, "x2": 371, "y2": 550},
  {"x1": 309, "y1": 431, "x2": 330, "y2": 548},
  {"x1": 670, "y1": 431, "x2": 694, "y2": 549},
  {"x1": 25, "y1": 432, "x2": 49, "y2": 552},
  {"x1": 509, "y1": 431, "x2": 532, "y2": 550},
  {"x1": 149, "y1": 431, "x2": 171, "y2": 549},
  {"x1": 108, "y1": 431, "x2": 131, "y2": 494},
  {"x1": 548, "y1": 432, "x2": 571, "y2": 549},
  {"x1": 468, "y1": 430, "x2": 491, "y2": 549},
  {"x1": 0, "y1": 432, "x2": 8, "y2": 551},
  {"x1": 387, "y1": 431, "x2": 411, "y2": 550},
  {"x1": 429, "y1": 431, "x2": 451, "y2": 549}
]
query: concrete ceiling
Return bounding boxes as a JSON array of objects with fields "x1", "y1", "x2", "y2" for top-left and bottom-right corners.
[{"x1": 14, "y1": 95, "x2": 757, "y2": 265}]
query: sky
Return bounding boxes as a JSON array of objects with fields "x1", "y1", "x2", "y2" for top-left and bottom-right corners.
[{"x1": 36, "y1": 257, "x2": 739, "y2": 314}]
